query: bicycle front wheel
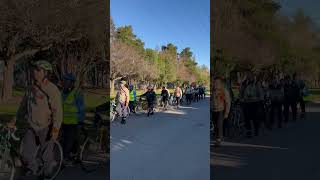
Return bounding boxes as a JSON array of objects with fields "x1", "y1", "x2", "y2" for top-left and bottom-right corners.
[
  {"x1": 41, "y1": 140, "x2": 63, "y2": 180},
  {"x1": 0, "y1": 150, "x2": 15, "y2": 180},
  {"x1": 80, "y1": 138, "x2": 107, "y2": 172}
]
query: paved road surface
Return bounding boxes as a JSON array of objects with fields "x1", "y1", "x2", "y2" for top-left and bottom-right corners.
[
  {"x1": 111, "y1": 98, "x2": 210, "y2": 180},
  {"x1": 211, "y1": 102, "x2": 320, "y2": 180},
  {"x1": 16, "y1": 163, "x2": 109, "y2": 180}
]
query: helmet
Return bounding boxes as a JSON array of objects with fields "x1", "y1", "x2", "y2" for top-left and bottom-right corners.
[
  {"x1": 120, "y1": 80, "x2": 126, "y2": 85},
  {"x1": 63, "y1": 73, "x2": 76, "y2": 81},
  {"x1": 32, "y1": 60, "x2": 53, "y2": 71}
]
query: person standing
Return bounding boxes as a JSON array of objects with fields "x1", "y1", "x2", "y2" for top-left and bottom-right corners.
[
  {"x1": 283, "y1": 75, "x2": 300, "y2": 123},
  {"x1": 239, "y1": 72, "x2": 264, "y2": 137},
  {"x1": 60, "y1": 73, "x2": 85, "y2": 165},
  {"x1": 115, "y1": 80, "x2": 130, "y2": 124},
  {"x1": 296, "y1": 74, "x2": 307, "y2": 119},
  {"x1": 129, "y1": 84, "x2": 137, "y2": 114},
  {"x1": 16, "y1": 60, "x2": 63, "y2": 177},
  {"x1": 174, "y1": 85, "x2": 183, "y2": 108},
  {"x1": 212, "y1": 77, "x2": 231, "y2": 147},
  {"x1": 269, "y1": 78, "x2": 284, "y2": 129}
]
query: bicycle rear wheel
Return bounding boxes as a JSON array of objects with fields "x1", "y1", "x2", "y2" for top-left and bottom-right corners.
[
  {"x1": 80, "y1": 137, "x2": 107, "y2": 172},
  {"x1": 0, "y1": 150, "x2": 15, "y2": 180},
  {"x1": 41, "y1": 140, "x2": 63, "y2": 180}
]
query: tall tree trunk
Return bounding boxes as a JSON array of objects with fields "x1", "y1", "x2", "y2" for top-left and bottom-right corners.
[
  {"x1": 1, "y1": 60, "x2": 15, "y2": 102},
  {"x1": 110, "y1": 79, "x2": 115, "y2": 97}
]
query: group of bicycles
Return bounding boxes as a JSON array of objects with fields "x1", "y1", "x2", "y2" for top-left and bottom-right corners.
[{"x1": 0, "y1": 106, "x2": 109, "y2": 180}]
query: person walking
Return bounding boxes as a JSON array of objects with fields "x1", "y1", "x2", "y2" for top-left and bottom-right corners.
[
  {"x1": 160, "y1": 86, "x2": 170, "y2": 110},
  {"x1": 141, "y1": 86, "x2": 157, "y2": 116},
  {"x1": 212, "y1": 77, "x2": 231, "y2": 147}
]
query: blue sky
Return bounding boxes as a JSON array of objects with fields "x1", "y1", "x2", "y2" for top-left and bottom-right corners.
[{"x1": 111, "y1": 0, "x2": 210, "y2": 68}]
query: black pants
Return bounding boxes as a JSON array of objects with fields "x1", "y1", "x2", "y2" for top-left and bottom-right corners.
[
  {"x1": 176, "y1": 97, "x2": 181, "y2": 106},
  {"x1": 270, "y1": 101, "x2": 283, "y2": 128},
  {"x1": 284, "y1": 100, "x2": 297, "y2": 122},
  {"x1": 298, "y1": 97, "x2": 306, "y2": 114},
  {"x1": 129, "y1": 101, "x2": 136, "y2": 113},
  {"x1": 61, "y1": 124, "x2": 80, "y2": 160},
  {"x1": 212, "y1": 111, "x2": 224, "y2": 141},
  {"x1": 186, "y1": 94, "x2": 192, "y2": 104},
  {"x1": 161, "y1": 98, "x2": 168, "y2": 108},
  {"x1": 243, "y1": 102, "x2": 261, "y2": 136}
]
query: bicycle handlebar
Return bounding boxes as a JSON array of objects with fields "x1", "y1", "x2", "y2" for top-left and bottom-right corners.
[{"x1": 0, "y1": 124, "x2": 20, "y2": 141}]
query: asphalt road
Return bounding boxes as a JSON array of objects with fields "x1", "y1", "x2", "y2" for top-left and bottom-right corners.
[
  {"x1": 110, "y1": 98, "x2": 210, "y2": 180},
  {"x1": 211, "y1": 101, "x2": 320, "y2": 180}
]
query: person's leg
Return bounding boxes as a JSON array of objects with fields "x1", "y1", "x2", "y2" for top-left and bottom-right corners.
[
  {"x1": 276, "y1": 102, "x2": 283, "y2": 128},
  {"x1": 243, "y1": 103, "x2": 252, "y2": 137},
  {"x1": 284, "y1": 100, "x2": 289, "y2": 123},
  {"x1": 21, "y1": 129, "x2": 39, "y2": 174},
  {"x1": 252, "y1": 102, "x2": 261, "y2": 136},
  {"x1": 269, "y1": 102, "x2": 275, "y2": 130},
  {"x1": 291, "y1": 101, "x2": 297, "y2": 122},
  {"x1": 129, "y1": 101, "x2": 134, "y2": 113},
  {"x1": 216, "y1": 111, "x2": 224, "y2": 145},
  {"x1": 61, "y1": 124, "x2": 73, "y2": 161},
  {"x1": 300, "y1": 97, "x2": 306, "y2": 118}
]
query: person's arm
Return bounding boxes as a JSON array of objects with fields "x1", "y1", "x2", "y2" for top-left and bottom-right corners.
[
  {"x1": 126, "y1": 90, "x2": 130, "y2": 107},
  {"x1": 75, "y1": 91, "x2": 85, "y2": 124},
  {"x1": 51, "y1": 86, "x2": 63, "y2": 139},
  {"x1": 224, "y1": 89, "x2": 231, "y2": 119}
]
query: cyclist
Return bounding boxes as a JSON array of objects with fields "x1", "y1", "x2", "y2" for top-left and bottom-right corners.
[
  {"x1": 160, "y1": 86, "x2": 170, "y2": 109},
  {"x1": 212, "y1": 77, "x2": 231, "y2": 147},
  {"x1": 141, "y1": 86, "x2": 157, "y2": 116},
  {"x1": 174, "y1": 85, "x2": 183, "y2": 108},
  {"x1": 15, "y1": 60, "x2": 63, "y2": 176},
  {"x1": 60, "y1": 73, "x2": 85, "y2": 165},
  {"x1": 129, "y1": 84, "x2": 137, "y2": 114},
  {"x1": 115, "y1": 80, "x2": 130, "y2": 124}
]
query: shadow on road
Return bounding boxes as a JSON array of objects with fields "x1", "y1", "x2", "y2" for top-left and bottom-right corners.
[{"x1": 211, "y1": 101, "x2": 320, "y2": 180}]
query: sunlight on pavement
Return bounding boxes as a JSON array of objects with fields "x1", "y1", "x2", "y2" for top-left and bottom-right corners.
[
  {"x1": 161, "y1": 110, "x2": 186, "y2": 115},
  {"x1": 179, "y1": 106, "x2": 199, "y2": 110},
  {"x1": 210, "y1": 157, "x2": 247, "y2": 168},
  {"x1": 217, "y1": 142, "x2": 289, "y2": 150}
]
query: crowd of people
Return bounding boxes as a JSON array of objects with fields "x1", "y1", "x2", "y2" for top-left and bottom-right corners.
[
  {"x1": 114, "y1": 80, "x2": 207, "y2": 124},
  {"x1": 211, "y1": 71, "x2": 308, "y2": 147}
]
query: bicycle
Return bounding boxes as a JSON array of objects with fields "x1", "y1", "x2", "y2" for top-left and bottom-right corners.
[
  {"x1": 0, "y1": 123, "x2": 63, "y2": 180},
  {"x1": 227, "y1": 99, "x2": 246, "y2": 139},
  {"x1": 59, "y1": 120, "x2": 108, "y2": 173},
  {"x1": 110, "y1": 100, "x2": 130, "y2": 122},
  {"x1": 135, "y1": 97, "x2": 148, "y2": 114}
]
